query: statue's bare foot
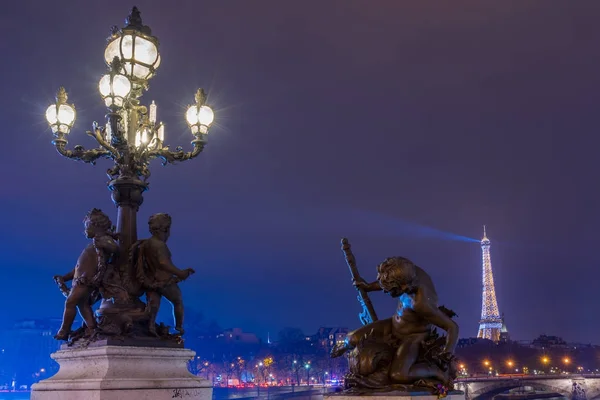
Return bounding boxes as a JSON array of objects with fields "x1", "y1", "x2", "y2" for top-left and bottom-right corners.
[
  {"x1": 54, "y1": 329, "x2": 70, "y2": 341},
  {"x1": 175, "y1": 326, "x2": 185, "y2": 335},
  {"x1": 330, "y1": 343, "x2": 348, "y2": 358}
]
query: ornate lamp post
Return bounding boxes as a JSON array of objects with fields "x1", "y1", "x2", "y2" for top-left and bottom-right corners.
[
  {"x1": 31, "y1": 7, "x2": 218, "y2": 399},
  {"x1": 44, "y1": 7, "x2": 214, "y2": 327}
]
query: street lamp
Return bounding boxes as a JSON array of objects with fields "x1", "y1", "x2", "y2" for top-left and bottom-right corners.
[
  {"x1": 562, "y1": 357, "x2": 571, "y2": 374},
  {"x1": 44, "y1": 6, "x2": 215, "y2": 323},
  {"x1": 541, "y1": 356, "x2": 549, "y2": 365},
  {"x1": 45, "y1": 88, "x2": 76, "y2": 135},
  {"x1": 305, "y1": 363, "x2": 310, "y2": 386},
  {"x1": 186, "y1": 89, "x2": 215, "y2": 135},
  {"x1": 98, "y1": 58, "x2": 132, "y2": 109}
]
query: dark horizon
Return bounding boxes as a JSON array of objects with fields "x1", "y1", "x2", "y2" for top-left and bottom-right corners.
[{"x1": 2, "y1": 1, "x2": 600, "y2": 344}]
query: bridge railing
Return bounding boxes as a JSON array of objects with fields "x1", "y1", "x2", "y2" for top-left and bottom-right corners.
[{"x1": 457, "y1": 374, "x2": 599, "y2": 382}]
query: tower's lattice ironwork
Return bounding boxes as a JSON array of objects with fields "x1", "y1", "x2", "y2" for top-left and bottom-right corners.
[{"x1": 477, "y1": 226, "x2": 503, "y2": 342}]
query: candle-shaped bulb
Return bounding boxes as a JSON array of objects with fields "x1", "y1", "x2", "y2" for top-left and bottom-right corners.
[
  {"x1": 158, "y1": 124, "x2": 165, "y2": 142},
  {"x1": 135, "y1": 131, "x2": 141, "y2": 147},
  {"x1": 149, "y1": 100, "x2": 157, "y2": 124},
  {"x1": 105, "y1": 123, "x2": 112, "y2": 142},
  {"x1": 141, "y1": 128, "x2": 149, "y2": 144}
]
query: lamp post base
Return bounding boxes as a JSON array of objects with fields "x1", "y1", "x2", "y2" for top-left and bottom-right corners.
[{"x1": 30, "y1": 345, "x2": 211, "y2": 400}]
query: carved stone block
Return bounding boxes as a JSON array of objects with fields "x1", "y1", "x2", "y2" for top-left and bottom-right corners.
[{"x1": 31, "y1": 345, "x2": 211, "y2": 400}]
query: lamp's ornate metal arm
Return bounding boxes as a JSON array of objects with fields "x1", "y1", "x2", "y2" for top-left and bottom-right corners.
[
  {"x1": 51, "y1": 119, "x2": 120, "y2": 165},
  {"x1": 87, "y1": 121, "x2": 118, "y2": 156},
  {"x1": 52, "y1": 137, "x2": 113, "y2": 165},
  {"x1": 147, "y1": 138, "x2": 206, "y2": 166}
]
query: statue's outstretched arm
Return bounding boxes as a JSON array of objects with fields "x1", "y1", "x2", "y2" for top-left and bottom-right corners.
[
  {"x1": 154, "y1": 241, "x2": 192, "y2": 280},
  {"x1": 53, "y1": 268, "x2": 75, "y2": 298},
  {"x1": 366, "y1": 281, "x2": 383, "y2": 292},
  {"x1": 158, "y1": 258, "x2": 188, "y2": 279},
  {"x1": 354, "y1": 279, "x2": 383, "y2": 293},
  {"x1": 62, "y1": 268, "x2": 75, "y2": 282},
  {"x1": 420, "y1": 302, "x2": 459, "y2": 353},
  {"x1": 156, "y1": 247, "x2": 187, "y2": 280}
]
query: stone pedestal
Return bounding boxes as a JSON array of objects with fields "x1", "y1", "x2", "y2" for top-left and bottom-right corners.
[
  {"x1": 324, "y1": 392, "x2": 465, "y2": 400},
  {"x1": 30, "y1": 345, "x2": 211, "y2": 400}
]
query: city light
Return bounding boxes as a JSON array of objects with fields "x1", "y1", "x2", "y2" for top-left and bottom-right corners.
[
  {"x1": 563, "y1": 357, "x2": 571, "y2": 364},
  {"x1": 541, "y1": 357, "x2": 549, "y2": 365},
  {"x1": 483, "y1": 360, "x2": 490, "y2": 367},
  {"x1": 507, "y1": 360, "x2": 514, "y2": 368}
]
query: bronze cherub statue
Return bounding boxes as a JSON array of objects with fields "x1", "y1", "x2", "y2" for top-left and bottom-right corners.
[
  {"x1": 130, "y1": 213, "x2": 195, "y2": 337},
  {"x1": 52, "y1": 210, "x2": 196, "y2": 346},
  {"x1": 331, "y1": 239, "x2": 459, "y2": 397},
  {"x1": 53, "y1": 209, "x2": 119, "y2": 340}
]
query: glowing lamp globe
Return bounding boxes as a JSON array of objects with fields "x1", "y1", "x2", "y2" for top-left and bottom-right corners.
[
  {"x1": 99, "y1": 73, "x2": 131, "y2": 108},
  {"x1": 185, "y1": 104, "x2": 214, "y2": 134},
  {"x1": 104, "y1": 36, "x2": 160, "y2": 82},
  {"x1": 46, "y1": 87, "x2": 76, "y2": 135},
  {"x1": 104, "y1": 8, "x2": 160, "y2": 85}
]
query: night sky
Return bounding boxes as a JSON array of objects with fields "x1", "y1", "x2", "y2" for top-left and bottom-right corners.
[{"x1": 2, "y1": 1, "x2": 600, "y2": 344}]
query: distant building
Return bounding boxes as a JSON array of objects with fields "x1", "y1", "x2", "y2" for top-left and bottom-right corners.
[
  {"x1": 566, "y1": 342, "x2": 594, "y2": 350},
  {"x1": 217, "y1": 328, "x2": 260, "y2": 344},
  {"x1": 0, "y1": 318, "x2": 62, "y2": 388},
  {"x1": 531, "y1": 334, "x2": 567, "y2": 349},
  {"x1": 310, "y1": 327, "x2": 349, "y2": 352}
]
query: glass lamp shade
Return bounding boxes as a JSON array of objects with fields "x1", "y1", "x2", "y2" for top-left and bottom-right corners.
[
  {"x1": 104, "y1": 32, "x2": 160, "y2": 83},
  {"x1": 198, "y1": 106, "x2": 214, "y2": 126},
  {"x1": 45, "y1": 103, "x2": 76, "y2": 134},
  {"x1": 185, "y1": 105, "x2": 199, "y2": 125},
  {"x1": 185, "y1": 104, "x2": 214, "y2": 135},
  {"x1": 99, "y1": 74, "x2": 131, "y2": 108}
]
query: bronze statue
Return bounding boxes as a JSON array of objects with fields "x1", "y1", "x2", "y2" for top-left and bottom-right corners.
[
  {"x1": 130, "y1": 213, "x2": 195, "y2": 336},
  {"x1": 52, "y1": 210, "x2": 194, "y2": 346},
  {"x1": 331, "y1": 239, "x2": 459, "y2": 396},
  {"x1": 53, "y1": 209, "x2": 119, "y2": 340}
]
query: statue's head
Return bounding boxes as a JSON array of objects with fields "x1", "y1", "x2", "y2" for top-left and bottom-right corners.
[
  {"x1": 83, "y1": 208, "x2": 113, "y2": 239},
  {"x1": 148, "y1": 213, "x2": 172, "y2": 241},
  {"x1": 376, "y1": 257, "x2": 419, "y2": 298}
]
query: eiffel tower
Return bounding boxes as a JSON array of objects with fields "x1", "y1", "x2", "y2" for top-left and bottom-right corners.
[{"x1": 477, "y1": 226, "x2": 503, "y2": 342}]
